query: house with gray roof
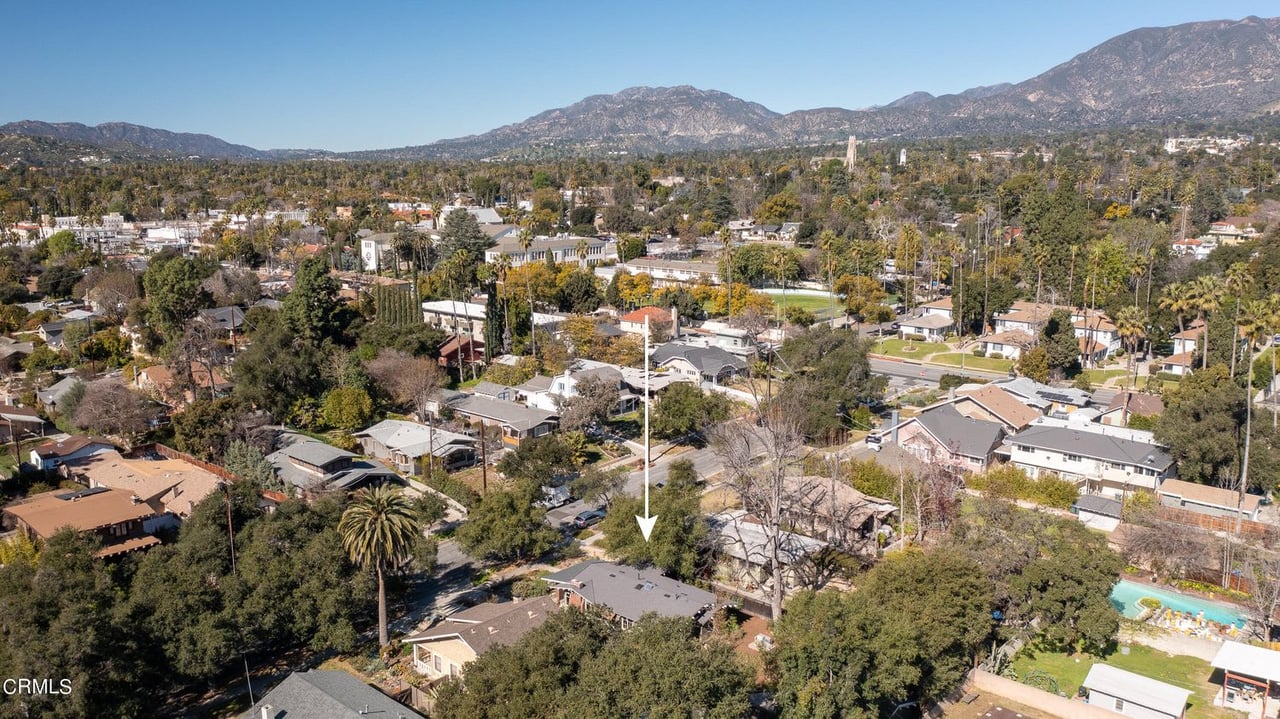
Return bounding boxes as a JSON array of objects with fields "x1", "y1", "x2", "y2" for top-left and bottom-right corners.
[
  {"x1": 446, "y1": 394, "x2": 557, "y2": 447},
  {"x1": 354, "y1": 419, "x2": 478, "y2": 474},
  {"x1": 651, "y1": 343, "x2": 747, "y2": 385},
  {"x1": 245, "y1": 669, "x2": 423, "y2": 719},
  {"x1": 266, "y1": 432, "x2": 401, "y2": 496},
  {"x1": 890, "y1": 404, "x2": 1005, "y2": 473},
  {"x1": 898, "y1": 313, "x2": 953, "y2": 342},
  {"x1": 1081, "y1": 663, "x2": 1189, "y2": 719},
  {"x1": 0, "y1": 336, "x2": 34, "y2": 372},
  {"x1": 989, "y1": 376, "x2": 1092, "y2": 416},
  {"x1": 542, "y1": 560, "x2": 715, "y2": 629},
  {"x1": 1004, "y1": 423, "x2": 1175, "y2": 498},
  {"x1": 36, "y1": 376, "x2": 83, "y2": 415},
  {"x1": 197, "y1": 306, "x2": 246, "y2": 333},
  {"x1": 402, "y1": 595, "x2": 559, "y2": 680}
]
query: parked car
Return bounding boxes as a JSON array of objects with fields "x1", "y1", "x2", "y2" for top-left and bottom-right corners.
[
  {"x1": 572, "y1": 508, "x2": 607, "y2": 529},
  {"x1": 890, "y1": 321, "x2": 901, "y2": 330}
]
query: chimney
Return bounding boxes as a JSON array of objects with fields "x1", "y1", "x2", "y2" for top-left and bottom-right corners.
[
  {"x1": 890, "y1": 409, "x2": 900, "y2": 444},
  {"x1": 260, "y1": 706, "x2": 273, "y2": 719}
]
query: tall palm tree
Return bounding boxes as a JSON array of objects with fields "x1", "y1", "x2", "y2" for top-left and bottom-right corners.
[
  {"x1": 1128, "y1": 253, "x2": 1147, "y2": 308},
  {"x1": 1115, "y1": 306, "x2": 1147, "y2": 388},
  {"x1": 517, "y1": 225, "x2": 537, "y2": 360},
  {"x1": 817, "y1": 230, "x2": 838, "y2": 324},
  {"x1": 493, "y1": 253, "x2": 513, "y2": 353},
  {"x1": 1158, "y1": 281, "x2": 1193, "y2": 336},
  {"x1": 717, "y1": 226, "x2": 733, "y2": 316},
  {"x1": 1225, "y1": 262, "x2": 1254, "y2": 376},
  {"x1": 770, "y1": 246, "x2": 790, "y2": 322},
  {"x1": 1188, "y1": 274, "x2": 1225, "y2": 369},
  {"x1": 339, "y1": 485, "x2": 420, "y2": 649},
  {"x1": 575, "y1": 237, "x2": 590, "y2": 268},
  {"x1": 1266, "y1": 294, "x2": 1280, "y2": 428}
]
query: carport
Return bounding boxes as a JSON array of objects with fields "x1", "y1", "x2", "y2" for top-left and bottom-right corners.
[{"x1": 1211, "y1": 641, "x2": 1280, "y2": 718}]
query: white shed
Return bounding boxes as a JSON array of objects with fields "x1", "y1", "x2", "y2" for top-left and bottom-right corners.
[{"x1": 1082, "y1": 664, "x2": 1190, "y2": 719}]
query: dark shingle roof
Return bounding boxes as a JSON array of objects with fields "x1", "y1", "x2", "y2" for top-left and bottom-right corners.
[
  {"x1": 1010, "y1": 425, "x2": 1174, "y2": 469},
  {"x1": 245, "y1": 670, "x2": 424, "y2": 719},
  {"x1": 914, "y1": 404, "x2": 1005, "y2": 459},
  {"x1": 1073, "y1": 494, "x2": 1123, "y2": 519},
  {"x1": 651, "y1": 343, "x2": 747, "y2": 377},
  {"x1": 402, "y1": 596, "x2": 558, "y2": 655}
]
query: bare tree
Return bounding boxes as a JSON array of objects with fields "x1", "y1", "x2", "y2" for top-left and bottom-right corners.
[
  {"x1": 72, "y1": 380, "x2": 152, "y2": 449},
  {"x1": 366, "y1": 349, "x2": 444, "y2": 472},
  {"x1": 1244, "y1": 545, "x2": 1280, "y2": 641},
  {"x1": 710, "y1": 406, "x2": 808, "y2": 620},
  {"x1": 78, "y1": 263, "x2": 139, "y2": 323},
  {"x1": 1121, "y1": 520, "x2": 1214, "y2": 582}
]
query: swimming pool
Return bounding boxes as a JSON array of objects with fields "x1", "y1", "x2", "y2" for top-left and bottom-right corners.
[{"x1": 1109, "y1": 579, "x2": 1248, "y2": 628}]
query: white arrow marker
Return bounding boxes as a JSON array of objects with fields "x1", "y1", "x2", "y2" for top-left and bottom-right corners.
[{"x1": 636, "y1": 314, "x2": 658, "y2": 541}]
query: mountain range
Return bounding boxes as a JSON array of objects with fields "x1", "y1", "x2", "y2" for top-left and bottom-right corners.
[{"x1": 4, "y1": 15, "x2": 1280, "y2": 163}]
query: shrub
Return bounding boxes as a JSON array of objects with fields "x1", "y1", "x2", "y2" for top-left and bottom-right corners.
[
  {"x1": 971, "y1": 348, "x2": 986, "y2": 358},
  {"x1": 988, "y1": 352, "x2": 1004, "y2": 360},
  {"x1": 424, "y1": 471, "x2": 480, "y2": 509},
  {"x1": 938, "y1": 374, "x2": 973, "y2": 391},
  {"x1": 1027, "y1": 473, "x2": 1079, "y2": 509},
  {"x1": 511, "y1": 576, "x2": 550, "y2": 598}
]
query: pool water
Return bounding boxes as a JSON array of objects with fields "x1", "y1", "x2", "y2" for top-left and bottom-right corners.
[{"x1": 1109, "y1": 579, "x2": 1248, "y2": 628}]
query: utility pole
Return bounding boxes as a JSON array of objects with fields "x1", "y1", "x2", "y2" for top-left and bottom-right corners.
[{"x1": 479, "y1": 419, "x2": 488, "y2": 495}]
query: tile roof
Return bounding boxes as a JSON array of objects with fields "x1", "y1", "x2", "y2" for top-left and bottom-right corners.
[
  {"x1": 542, "y1": 560, "x2": 715, "y2": 623},
  {"x1": 619, "y1": 306, "x2": 673, "y2": 325},
  {"x1": 1162, "y1": 351, "x2": 1195, "y2": 367}
]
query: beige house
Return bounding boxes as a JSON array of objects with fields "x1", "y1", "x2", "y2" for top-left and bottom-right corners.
[{"x1": 403, "y1": 596, "x2": 558, "y2": 680}]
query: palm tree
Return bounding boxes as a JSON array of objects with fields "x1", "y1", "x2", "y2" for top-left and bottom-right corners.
[
  {"x1": 770, "y1": 246, "x2": 790, "y2": 323},
  {"x1": 339, "y1": 485, "x2": 420, "y2": 649},
  {"x1": 575, "y1": 237, "x2": 590, "y2": 268},
  {"x1": 1158, "y1": 281, "x2": 1193, "y2": 336},
  {"x1": 717, "y1": 226, "x2": 733, "y2": 315},
  {"x1": 517, "y1": 225, "x2": 536, "y2": 360},
  {"x1": 818, "y1": 230, "x2": 838, "y2": 323},
  {"x1": 1266, "y1": 294, "x2": 1280, "y2": 428},
  {"x1": 1225, "y1": 262, "x2": 1254, "y2": 376},
  {"x1": 1188, "y1": 274, "x2": 1225, "y2": 370},
  {"x1": 493, "y1": 253, "x2": 513, "y2": 353},
  {"x1": 1115, "y1": 306, "x2": 1147, "y2": 388}
]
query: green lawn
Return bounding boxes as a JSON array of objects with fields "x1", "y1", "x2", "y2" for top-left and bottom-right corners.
[
  {"x1": 1009, "y1": 644, "x2": 1236, "y2": 719},
  {"x1": 1081, "y1": 368, "x2": 1128, "y2": 385},
  {"x1": 763, "y1": 291, "x2": 841, "y2": 319},
  {"x1": 872, "y1": 337, "x2": 950, "y2": 358},
  {"x1": 930, "y1": 352, "x2": 1014, "y2": 373}
]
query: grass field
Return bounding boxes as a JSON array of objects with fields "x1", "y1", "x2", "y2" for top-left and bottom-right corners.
[
  {"x1": 1009, "y1": 644, "x2": 1236, "y2": 719},
  {"x1": 930, "y1": 352, "x2": 1014, "y2": 373},
  {"x1": 872, "y1": 337, "x2": 950, "y2": 358},
  {"x1": 1081, "y1": 368, "x2": 1128, "y2": 385},
  {"x1": 761, "y1": 291, "x2": 841, "y2": 319}
]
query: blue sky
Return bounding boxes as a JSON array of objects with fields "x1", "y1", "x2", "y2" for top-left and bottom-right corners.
[{"x1": 2, "y1": 1, "x2": 1276, "y2": 152}]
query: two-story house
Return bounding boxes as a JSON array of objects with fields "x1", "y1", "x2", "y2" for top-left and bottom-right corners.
[
  {"x1": 889, "y1": 404, "x2": 1006, "y2": 474},
  {"x1": 1161, "y1": 321, "x2": 1204, "y2": 376},
  {"x1": 3, "y1": 486, "x2": 161, "y2": 558},
  {"x1": 1004, "y1": 422, "x2": 1176, "y2": 498}
]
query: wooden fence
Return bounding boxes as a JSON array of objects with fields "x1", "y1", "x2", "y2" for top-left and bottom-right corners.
[{"x1": 1155, "y1": 506, "x2": 1278, "y2": 540}]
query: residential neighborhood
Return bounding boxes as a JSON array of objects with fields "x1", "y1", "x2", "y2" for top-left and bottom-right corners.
[{"x1": 2, "y1": 16, "x2": 1280, "y2": 717}]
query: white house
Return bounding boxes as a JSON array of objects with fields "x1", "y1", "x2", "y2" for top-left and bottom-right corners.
[
  {"x1": 1004, "y1": 421, "x2": 1176, "y2": 498},
  {"x1": 650, "y1": 343, "x2": 748, "y2": 385},
  {"x1": 484, "y1": 235, "x2": 609, "y2": 267},
  {"x1": 898, "y1": 314, "x2": 951, "y2": 342},
  {"x1": 358, "y1": 232, "x2": 396, "y2": 272},
  {"x1": 1161, "y1": 322, "x2": 1204, "y2": 376},
  {"x1": 1082, "y1": 664, "x2": 1189, "y2": 719},
  {"x1": 614, "y1": 258, "x2": 722, "y2": 286},
  {"x1": 422, "y1": 300, "x2": 564, "y2": 341}
]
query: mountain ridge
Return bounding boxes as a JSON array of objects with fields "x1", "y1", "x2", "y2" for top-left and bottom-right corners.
[{"x1": 4, "y1": 15, "x2": 1279, "y2": 162}]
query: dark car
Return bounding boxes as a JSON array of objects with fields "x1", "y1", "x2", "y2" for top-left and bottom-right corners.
[
  {"x1": 572, "y1": 508, "x2": 607, "y2": 529},
  {"x1": 890, "y1": 321, "x2": 901, "y2": 330}
]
